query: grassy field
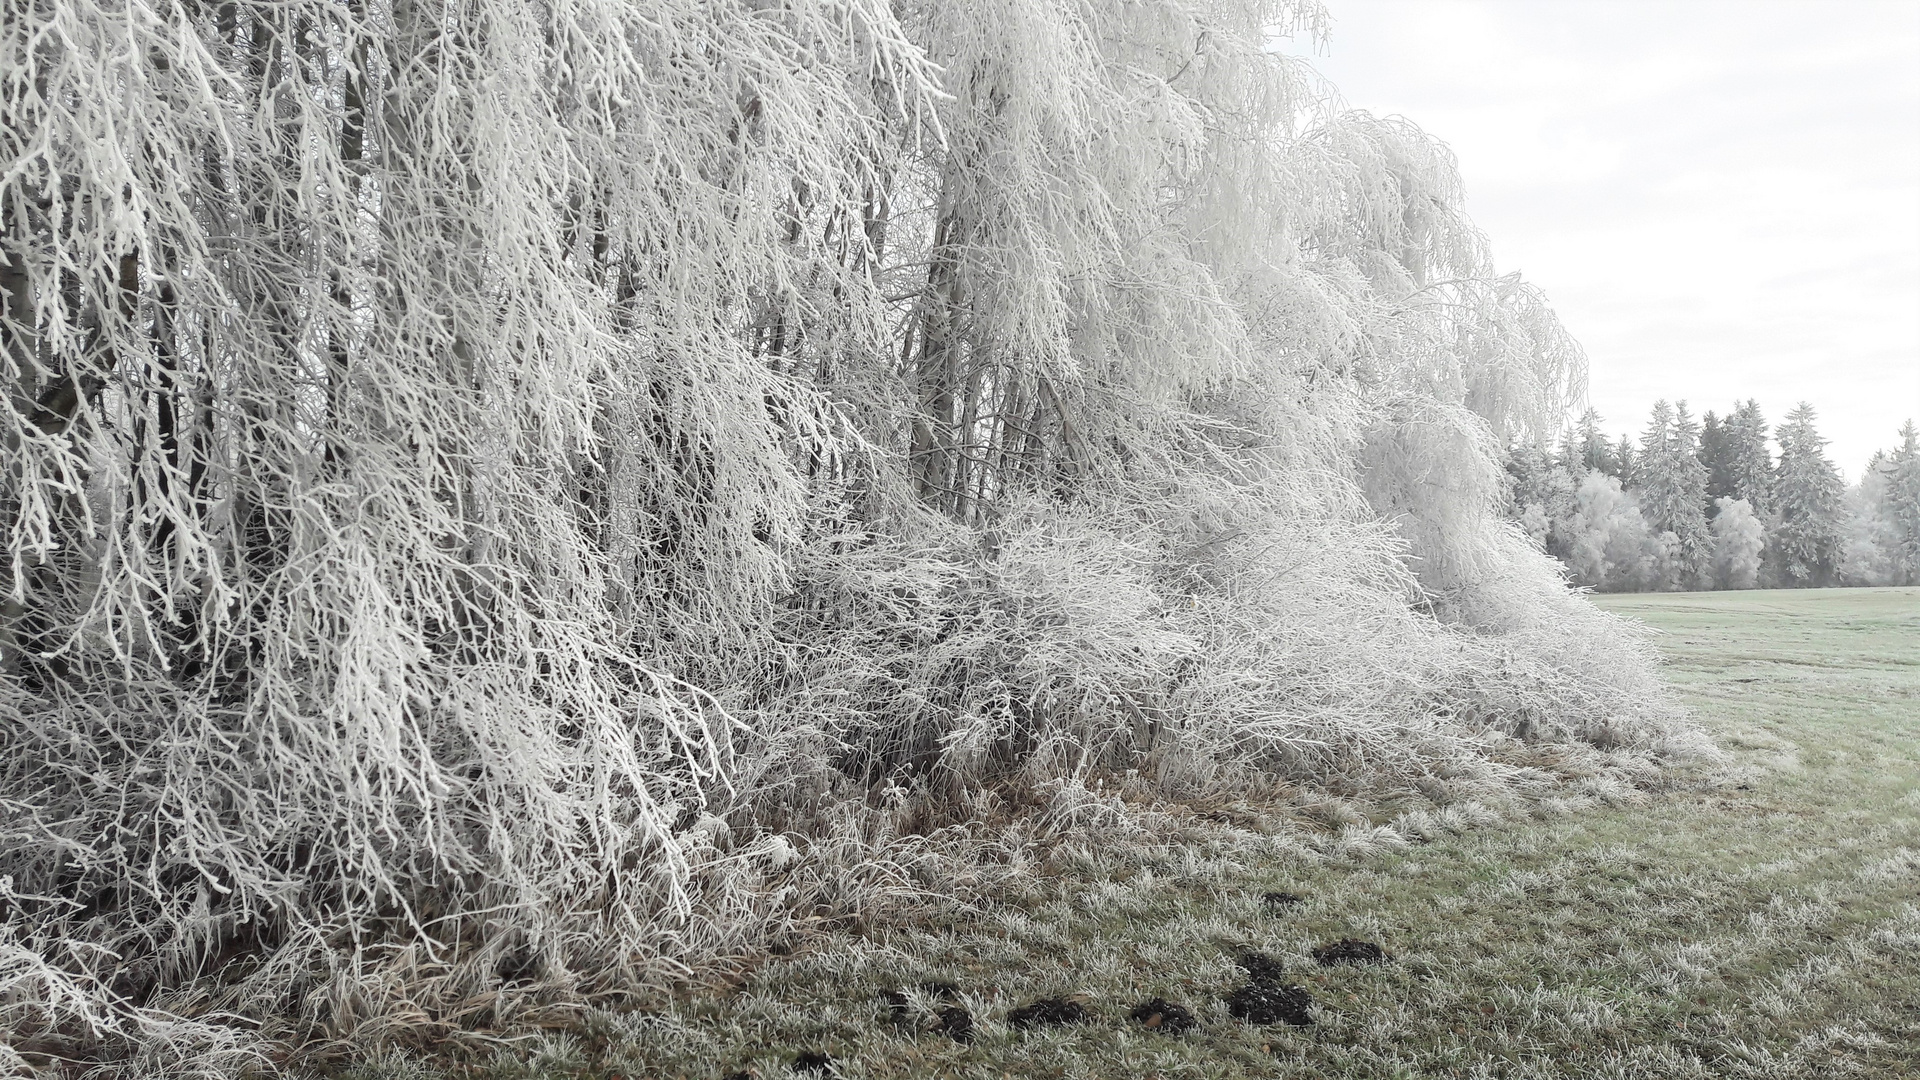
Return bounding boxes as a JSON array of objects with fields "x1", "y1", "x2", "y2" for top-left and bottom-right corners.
[{"x1": 348, "y1": 587, "x2": 1920, "y2": 1080}]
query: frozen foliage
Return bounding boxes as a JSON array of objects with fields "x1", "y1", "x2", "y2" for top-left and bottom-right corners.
[{"x1": 1, "y1": 0, "x2": 1696, "y2": 1071}]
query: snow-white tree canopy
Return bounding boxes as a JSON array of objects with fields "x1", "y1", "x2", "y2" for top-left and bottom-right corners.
[{"x1": 2, "y1": 1, "x2": 1682, "y2": 1072}]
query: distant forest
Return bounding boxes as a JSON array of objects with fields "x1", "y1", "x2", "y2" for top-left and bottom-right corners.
[{"x1": 1505, "y1": 402, "x2": 1920, "y2": 591}]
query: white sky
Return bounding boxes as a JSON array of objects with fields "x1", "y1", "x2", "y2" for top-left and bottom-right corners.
[{"x1": 1283, "y1": 0, "x2": 1920, "y2": 479}]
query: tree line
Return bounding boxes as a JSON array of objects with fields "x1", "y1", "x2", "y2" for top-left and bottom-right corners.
[{"x1": 1505, "y1": 402, "x2": 1920, "y2": 591}]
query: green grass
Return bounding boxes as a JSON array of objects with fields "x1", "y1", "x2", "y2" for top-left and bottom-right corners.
[{"x1": 348, "y1": 587, "x2": 1920, "y2": 1080}]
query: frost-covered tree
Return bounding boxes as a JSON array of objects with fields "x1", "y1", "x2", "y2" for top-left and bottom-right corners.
[
  {"x1": 1841, "y1": 452, "x2": 1902, "y2": 585},
  {"x1": 1630, "y1": 400, "x2": 1673, "y2": 489},
  {"x1": 1699, "y1": 409, "x2": 1731, "y2": 510},
  {"x1": 1566, "y1": 470, "x2": 1659, "y2": 591},
  {"x1": 1614, "y1": 432, "x2": 1637, "y2": 485},
  {"x1": 1709, "y1": 497, "x2": 1765, "y2": 589},
  {"x1": 1771, "y1": 403, "x2": 1845, "y2": 586},
  {"x1": 1842, "y1": 422, "x2": 1920, "y2": 586},
  {"x1": 1570, "y1": 407, "x2": 1615, "y2": 476},
  {"x1": 1719, "y1": 399, "x2": 1774, "y2": 516},
  {"x1": 1630, "y1": 400, "x2": 1710, "y2": 589}
]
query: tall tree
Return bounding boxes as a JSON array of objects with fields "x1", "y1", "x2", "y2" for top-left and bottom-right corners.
[
  {"x1": 1570, "y1": 407, "x2": 1614, "y2": 476},
  {"x1": 1771, "y1": 402, "x2": 1845, "y2": 586},
  {"x1": 1699, "y1": 409, "x2": 1733, "y2": 510},
  {"x1": 1631, "y1": 399, "x2": 1710, "y2": 589},
  {"x1": 1720, "y1": 399, "x2": 1774, "y2": 515}
]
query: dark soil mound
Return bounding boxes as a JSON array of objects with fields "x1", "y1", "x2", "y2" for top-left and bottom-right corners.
[
  {"x1": 1008, "y1": 997, "x2": 1088, "y2": 1029},
  {"x1": 1223, "y1": 982, "x2": 1313, "y2": 1026},
  {"x1": 1128, "y1": 998, "x2": 1196, "y2": 1035},
  {"x1": 883, "y1": 981, "x2": 961, "y2": 1023},
  {"x1": 722, "y1": 1073, "x2": 750, "y2": 1080},
  {"x1": 1312, "y1": 938, "x2": 1388, "y2": 966},
  {"x1": 883, "y1": 984, "x2": 973, "y2": 1042},
  {"x1": 1261, "y1": 891, "x2": 1305, "y2": 911},
  {"x1": 936, "y1": 1005, "x2": 975, "y2": 1043},
  {"x1": 791, "y1": 1050, "x2": 837, "y2": 1074},
  {"x1": 1236, "y1": 949, "x2": 1288, "y2": 984}
]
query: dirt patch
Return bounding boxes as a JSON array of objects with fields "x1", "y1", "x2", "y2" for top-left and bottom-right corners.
[
  {"x1": 1261, "y1": 891, "x2": 1305, "y2": 911},
  {"x1": 791, "y1": 1049, "x2": 837, "y2": 1074},
  {"x1": 935, "y1": 1005, "x2": 974, "y2": 1043},
  {"x1": 1008, "y1": 997, "x2": 1089, "y2": 1029},
  {"x1": 1313, "y1": 938, "x2": 1388, "y2": 966},
  {"x1": 882, "y1": 981, "x2": 962, "y2": 1024},
  {"x1": 1223, "y1": 982, "x2": 1313, "y2": 1026},
  {"x1": 1236, "y1": 949, "x2": 1288, "y2": 983},
  {"x1": 882, "y1": 983, "x2": 972, "y2": 1042},
  {"x1": 1128, "y1": 998, "x2": 1196, "y2": 1035},
  {"x1": 1224, "y1": 947, "x2": 1314, "y2": 1026}
]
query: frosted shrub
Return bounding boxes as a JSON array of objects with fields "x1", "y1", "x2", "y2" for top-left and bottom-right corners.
[
  {"x1": 1567, "y1": 472, "x2": 1661, "y2": 591},
  {"x1": 1711, "y1": 498, "x2": 1766, "y2": 589}
]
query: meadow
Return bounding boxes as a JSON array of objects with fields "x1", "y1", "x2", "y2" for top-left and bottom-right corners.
[{"x1": 344, "y1": 587, "x2": 1920, "y2": 1080}]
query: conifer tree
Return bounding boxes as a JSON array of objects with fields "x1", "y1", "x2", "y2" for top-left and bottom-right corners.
[
  {"x1": 1771, "y1": 402, "x2": 1846, "y2": 586},
  {"x1": 1631, "y1": 400, "x2": 1710, "y2": 589},
  {"x1": 1614, "y1": 432, "x2": 1637, "y2": 481},
  {"x1": 1629, "y1": 399, "x2": 1671, "y2": 490},
  {"x1": 1699, "y1": 409, "x2": 1733, "y2": 509},
  {"x1": 1571, "y1": 407, "x2": 1614, "y2": 476},
  {"x1": 1721, "y1": 399, "x2": 1774, "y2": 515}
]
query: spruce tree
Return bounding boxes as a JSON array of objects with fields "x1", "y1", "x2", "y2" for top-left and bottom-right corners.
[
  {"x1": 1670, "y1": 401, "x2": 1713, "y2": 586},
  {"x1": 1721, "y1": 399, "x2": 1774, "y2": 515},
  {"x1": 1571, "y1": 407, "x2": 1614, "y2": 476},
  {"x1": 1629, "y1": 400, "x2": 1669, "y2": 489},
  {"x1": 1772, "y1": 403, "x2": 1846, "y2": 586},
  {"x1": 1631, "y1": 400, "x2": 1710, "y2": 589},
  {"x1": 1699, "y1": 409, "x2": 1734, "y2": 509}
]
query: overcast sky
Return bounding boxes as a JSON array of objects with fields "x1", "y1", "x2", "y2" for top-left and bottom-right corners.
[{"x1": 1286, "y1": 0, "x2": 1920, "y2": 479}]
